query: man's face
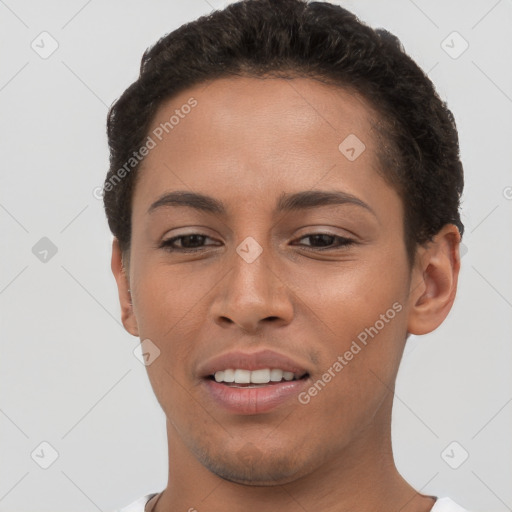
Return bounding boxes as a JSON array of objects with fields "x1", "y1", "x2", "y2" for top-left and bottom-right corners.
[{"x1": 126, "y1": 77, "x2": 414, "y2": 485}]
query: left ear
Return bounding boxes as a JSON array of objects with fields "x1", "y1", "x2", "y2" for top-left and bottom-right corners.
[{"x1": 407, "y1": 224, "x2": 462, "y2": 335}]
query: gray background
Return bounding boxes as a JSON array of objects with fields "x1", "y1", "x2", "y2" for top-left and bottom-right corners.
[{"x1": 1, "y1": 1, "x2": 511, "y2": 511}]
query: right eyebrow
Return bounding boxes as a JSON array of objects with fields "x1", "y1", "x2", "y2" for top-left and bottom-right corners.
[{"x1": 147, "y1": 191, "x2": 225, "y2": 215}]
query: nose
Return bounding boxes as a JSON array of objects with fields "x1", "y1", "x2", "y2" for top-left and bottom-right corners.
[{"x1": 211, "y1": 243, "x2": 294, "y2": 334}]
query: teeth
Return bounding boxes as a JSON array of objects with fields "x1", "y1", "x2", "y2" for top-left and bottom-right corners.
[
  {"x1": 251, "y1": 369, "x2": 270, "y2": 384},
  {"x1": 234, "y1": 369, "x2": 251, "y2": 384},
  {"x1": 213, "y1": 368, "x2": 302, "y2": 384},
  {"x1": 270, "y1": 369, "x2": 284, "y2": 381},
  {"x1": 223, "y1": 369, "x2": 235, "y2": 382}
]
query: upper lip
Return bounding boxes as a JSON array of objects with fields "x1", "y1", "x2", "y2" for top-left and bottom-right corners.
[{"x1": 197, "y1": 349, "x2": 311, "y2": 378}]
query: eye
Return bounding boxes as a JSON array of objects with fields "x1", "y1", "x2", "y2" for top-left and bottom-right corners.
[
  {"x1": 292, "y1": 233, "x2": 356, "y2": 251},
  {"x1": 159, "y1": 232, "x2": 356, "y2": 253},
  {"x1": 159, "y1": 233, "x2": 221, "y2": 252}
]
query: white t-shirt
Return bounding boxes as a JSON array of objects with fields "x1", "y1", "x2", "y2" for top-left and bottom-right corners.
[{"x1": 114, "y1": 493, "x2": 473, "y2": 512}]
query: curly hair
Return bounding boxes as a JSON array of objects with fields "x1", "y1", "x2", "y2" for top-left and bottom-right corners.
[{"x1": 104, "y1": 0, "x2": 464, "y2": 265}]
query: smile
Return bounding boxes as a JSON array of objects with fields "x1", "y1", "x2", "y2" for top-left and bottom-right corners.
[{"x1": 211, "y1": 368, "x2": 308, "y2": 386}]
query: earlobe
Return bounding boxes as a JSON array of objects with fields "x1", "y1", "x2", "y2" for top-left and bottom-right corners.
[
  {"x1": 111, "y1": 238, "x2": 139, "y2": 337},
  {"x1": 407, "y1": 225, "x2": 461, "y2": 336}
]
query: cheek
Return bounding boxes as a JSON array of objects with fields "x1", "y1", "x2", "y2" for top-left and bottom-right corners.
[
  {"x1": 315, "y1": 256, "x2": 408, "y2": 344},
  {"x1": 130, "y1": 261, "x2": 219, "y2": 396},
  {"x1": 133, "y1": 267, "x2": 205, "y2": 414},
  {"x1": 298, "y1": 288, "x2": 407, "y2": 443},
  {"x1": 308, "y1": 253, "x2": 409, "y2": 400},
  {"x1": 132, "y1": 259, "x2": 214, "y2": 336}
]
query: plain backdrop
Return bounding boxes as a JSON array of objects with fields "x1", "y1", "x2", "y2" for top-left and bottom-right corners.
[{"x1": 1, "y1": 1, "x2": 511, "y2": 511}]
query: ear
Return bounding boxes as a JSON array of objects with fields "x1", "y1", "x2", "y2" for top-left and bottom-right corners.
[
  {"x1": 407, "y1": 224, "x2": 461, "y2": 335},
  {"x1": 111, "y1": 238, "x2": 139, "y2": 337}
]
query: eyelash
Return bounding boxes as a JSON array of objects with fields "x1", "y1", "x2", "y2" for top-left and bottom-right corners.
[{"x1": 159, "y1": 233, "x2": 356, "y2": 253}]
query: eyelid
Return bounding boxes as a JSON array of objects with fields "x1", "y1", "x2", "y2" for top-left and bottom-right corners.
[{"x1": 292, "y1": 224, "x2": 360, "y2": 240}]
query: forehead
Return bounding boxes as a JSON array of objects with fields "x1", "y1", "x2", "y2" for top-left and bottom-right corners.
[
  {"x1": 148, "y1": 75, "x2": 378, "y2": 154},
  {"x1": 132, "y1": 75, "x2": 392, "y2": 216}
]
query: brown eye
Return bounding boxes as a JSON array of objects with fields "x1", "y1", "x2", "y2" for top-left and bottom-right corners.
[
  {"x1": 160, "y1": 234, "x2": 220, "y2": 252},
  {"x1": 294, "y1": 233, "x2": 355, "y2": 250}
]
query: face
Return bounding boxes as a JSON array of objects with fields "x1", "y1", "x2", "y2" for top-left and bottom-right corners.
[{"x1": 118, "y1": 76, "x2": 425, "y2": 485}]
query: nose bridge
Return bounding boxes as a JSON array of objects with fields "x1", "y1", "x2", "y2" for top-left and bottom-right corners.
[
  {"x1": 212, "y1": 234, "x2": 293, "y2": 331},
  {"x1": 233, "y1": 235, "x2": 274, "y2": 301}
]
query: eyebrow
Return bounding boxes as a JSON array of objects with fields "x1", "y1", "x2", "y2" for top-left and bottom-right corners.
[{"x1": 147, "y1": 189, "x2": 376, "y2": 217}]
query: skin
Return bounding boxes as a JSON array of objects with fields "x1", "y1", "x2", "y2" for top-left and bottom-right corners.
[{"x1": 111, "y1": 76, "x2": 461, "y2": 512}]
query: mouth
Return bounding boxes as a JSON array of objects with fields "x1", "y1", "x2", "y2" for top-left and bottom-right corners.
[
  {"x1": 198, "y1": 350, "x2": 312, "y2": 414},
  {"x1": 206, "y1": 368, "x2": 310, "y2": 388}
]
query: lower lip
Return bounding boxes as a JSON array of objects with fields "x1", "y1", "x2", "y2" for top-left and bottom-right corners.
[{"x1": 203, "y1": 378, "x2": 309, "y2": 415}]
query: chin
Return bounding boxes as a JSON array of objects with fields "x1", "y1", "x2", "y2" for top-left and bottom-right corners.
[{"x1": 198, "y1": 449, "x2": 307, "y2": 486}]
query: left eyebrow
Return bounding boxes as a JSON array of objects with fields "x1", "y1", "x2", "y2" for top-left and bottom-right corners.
[
  {"x1": 275, "y1": 189, "x2": 376, "y2": 217},
  {"x1": 147, "y1": 189, "x2": 376, "y2": 217}
]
